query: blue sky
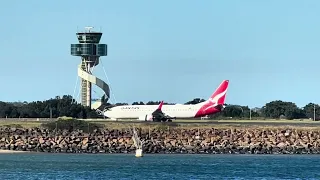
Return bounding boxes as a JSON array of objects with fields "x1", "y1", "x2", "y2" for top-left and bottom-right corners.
[{"x1": 1, "y1": 0, "x2": 320, "y2": 108}]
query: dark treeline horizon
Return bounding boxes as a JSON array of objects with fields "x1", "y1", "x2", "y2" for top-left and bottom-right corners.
[{"x1": 0, "y1": 95, "x2": 319, "y2": 120}]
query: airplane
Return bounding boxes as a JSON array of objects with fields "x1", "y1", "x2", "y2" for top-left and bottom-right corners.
[{"x1": 103, "y1": 80, "x2": 229, "y2": 122}]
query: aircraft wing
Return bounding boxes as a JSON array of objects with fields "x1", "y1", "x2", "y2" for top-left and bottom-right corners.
[{"x1": 151, "y1": 101, "x2": 175, "y2": 122}]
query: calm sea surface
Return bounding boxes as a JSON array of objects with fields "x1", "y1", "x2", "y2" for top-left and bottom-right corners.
[{"x1": 0, "y1": 153, "x2": 319, "y2": 179}]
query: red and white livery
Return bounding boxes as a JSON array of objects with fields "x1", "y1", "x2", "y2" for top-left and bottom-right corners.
[{"x1": 103, "y1": 80, "x2": 229, "y2": 121}]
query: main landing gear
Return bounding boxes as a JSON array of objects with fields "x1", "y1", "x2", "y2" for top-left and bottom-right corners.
[{"x1": 151, "y1": 109, "x2": 176, "y2": 122}]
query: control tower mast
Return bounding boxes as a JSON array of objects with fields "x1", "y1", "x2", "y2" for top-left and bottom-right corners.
[{"x1": 71, "y1": 27, "x2": 110, "y2": 109}]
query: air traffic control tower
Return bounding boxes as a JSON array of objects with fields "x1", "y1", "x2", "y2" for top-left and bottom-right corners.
[{"x1": 71, "y1": 27, "x2": 110, "y2": 109}]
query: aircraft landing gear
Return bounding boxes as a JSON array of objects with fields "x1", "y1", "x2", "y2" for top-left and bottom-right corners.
[
  {"x1": 151, "y1": 115, "x2": 174, "y2": 122},
  {"x1": 151, "y1": 108, "x2": 175, "y2": 122}
]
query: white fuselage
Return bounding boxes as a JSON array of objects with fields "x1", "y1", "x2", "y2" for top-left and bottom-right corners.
[{"x1": 104, "y1": 103, "x2": 204, "y2": 120}]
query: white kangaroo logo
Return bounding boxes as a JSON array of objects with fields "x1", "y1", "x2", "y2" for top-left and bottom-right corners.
[{"x1": 204, "y1": 89, "x2": 227, "y2": 111}]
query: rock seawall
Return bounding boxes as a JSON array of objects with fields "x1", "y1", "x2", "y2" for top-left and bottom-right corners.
[{"x1": 1, "y1": 126, "x2": 320, "y2": 154}]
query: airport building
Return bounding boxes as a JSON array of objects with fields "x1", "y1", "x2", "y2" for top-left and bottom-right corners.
[{"x1": 71, "y1": 27, "x2": 110, "y2": 109}]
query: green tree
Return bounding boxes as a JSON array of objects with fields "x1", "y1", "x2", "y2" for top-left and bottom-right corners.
[
  {"x1": 185, "y1": 98, "x2": 205, "y2": 105},
  {"x1": 262, "y1": 100, "x2": 305, "y2": 119},
  {"x1": 222, "y1": 105, "x2": 243, "y2": 118},
  {"x1": 0, "y1": 95, "x2": 99, "y2": 119},
  {"x1": 303, "y1": 103, "x2": 320, "y2": 120}
]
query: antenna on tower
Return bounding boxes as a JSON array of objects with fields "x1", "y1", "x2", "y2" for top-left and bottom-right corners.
[{"x1": 85, "y1": 26, "x2": 94, "y2": 32}]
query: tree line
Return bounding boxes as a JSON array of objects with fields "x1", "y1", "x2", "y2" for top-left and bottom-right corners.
[
  {"x1": 0, "y1": 95, "x2": 98, "y2": 119},
  {"x1": 0, "y1": 95, "x2": 318, "y2": 120}
]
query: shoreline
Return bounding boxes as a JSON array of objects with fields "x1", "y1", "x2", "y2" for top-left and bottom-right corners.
[
  {"x1": 0, "y1": 149, "x2": 28, "y2": 153},
  {"x1": 2, "y1": 152, "x2": 320, "y2": 156},
  {"x1": 1, "y1": 126, "x2": 320, "y2": 154}
]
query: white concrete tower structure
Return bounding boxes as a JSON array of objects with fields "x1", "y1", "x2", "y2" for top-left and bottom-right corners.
[{"x1": 71, "y1": 27, "x2": 110, "y2": 109}]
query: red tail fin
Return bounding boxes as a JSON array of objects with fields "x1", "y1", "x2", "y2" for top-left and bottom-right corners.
[
  {"x1": 208, "y1": 80, "x2": 229, "y2": 105},
  {"x1": 194, "y1": 80, "x2": 229, "y2": 117}
]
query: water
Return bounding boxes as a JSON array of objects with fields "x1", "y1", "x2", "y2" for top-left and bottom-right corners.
[{"x1": 0, "y1": 153, "x2": 319, "y2": 179}]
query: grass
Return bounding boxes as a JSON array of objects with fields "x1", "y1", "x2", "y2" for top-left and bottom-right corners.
[
  {"x1": 216, "y1": 119, "x2": 320, "y2": 123},
  {"x1": 0, "y1": 121, "x2": 42, "y2": 128},
  {"x1": 0, "y1": 118, "x2": 320, "y2": 129},
  {"x1": 172, "y1": 119, "x2": 320, "y2": 123},
  {"x1": 82, "y1": 118, "x2": 320, "y2": 123}
]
